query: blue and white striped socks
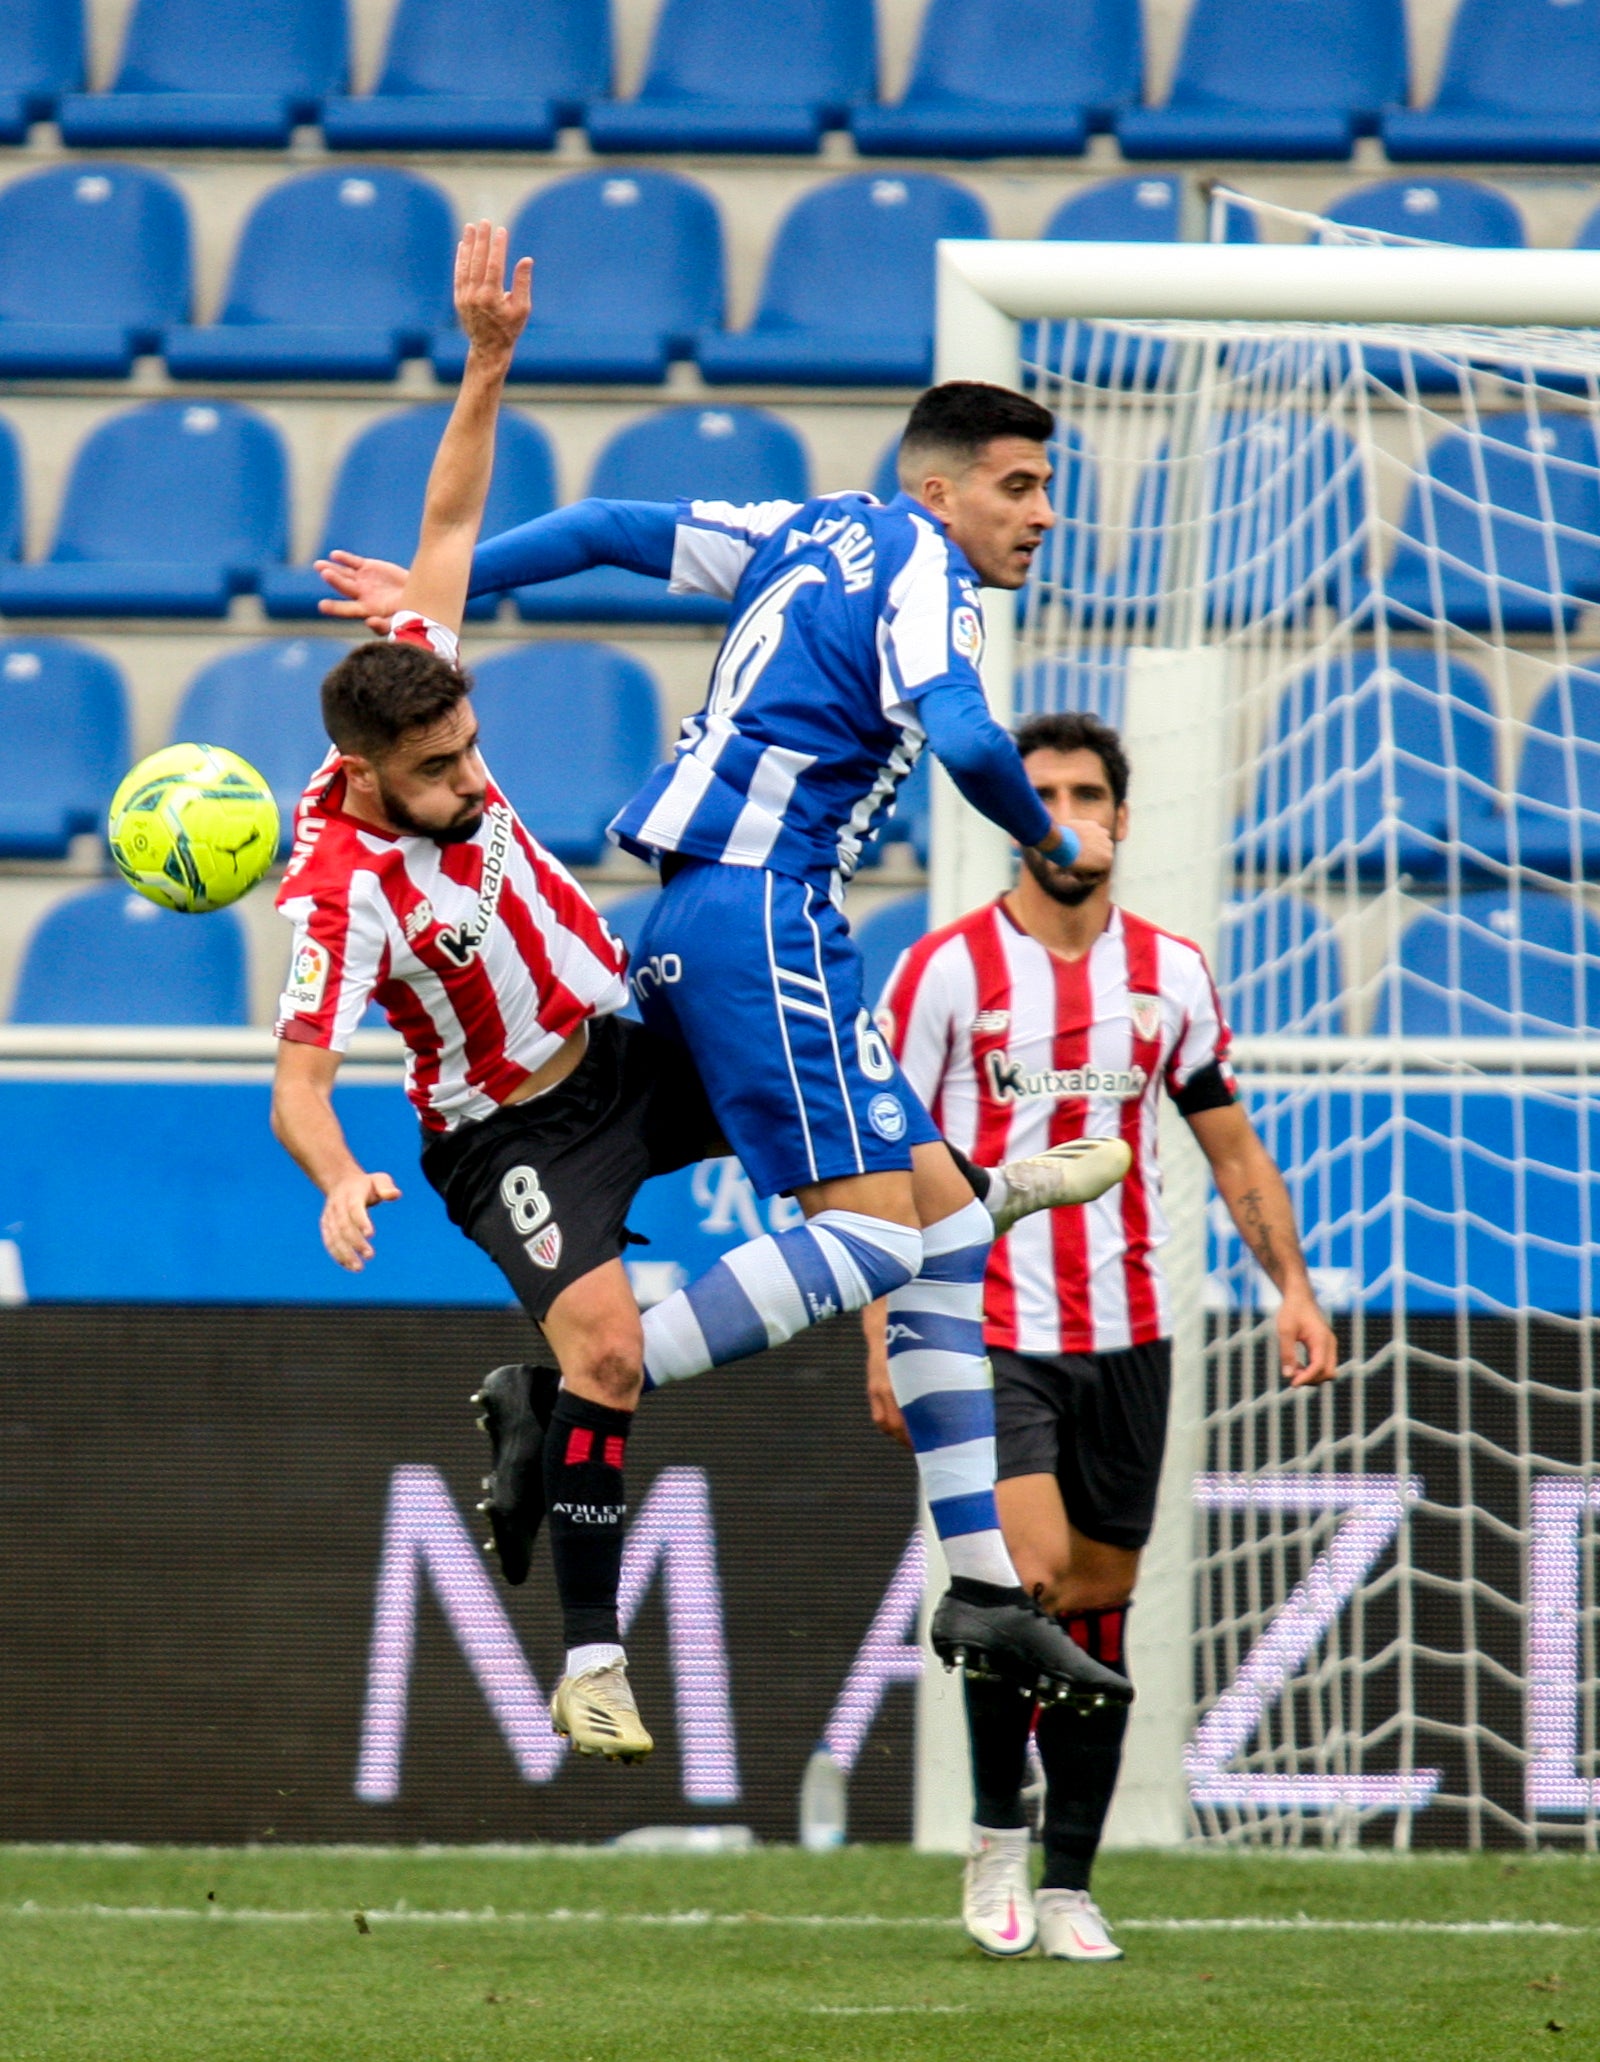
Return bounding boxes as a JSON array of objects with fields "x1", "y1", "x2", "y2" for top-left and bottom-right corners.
[
  {"x1": 643, "y1": 1209, "x2": 923, "y2": 1385},
  {"x1": 886, "y1": 1196, "x2": 1019, "y2": 1589}
]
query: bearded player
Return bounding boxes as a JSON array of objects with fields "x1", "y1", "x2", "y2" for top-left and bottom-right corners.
[
  {"x1": 317, "y1": 381, "x2": 1137, "y2": 1712},
  {"x1": 871, "y1": 709, "x2": 1340, "y2": 1960}
]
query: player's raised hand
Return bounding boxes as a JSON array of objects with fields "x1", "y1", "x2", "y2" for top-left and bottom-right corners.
[
  {"x1": 316, "y1": 549, "x2": 409, "y2": 631},
  {"x1": 321, "y1": 1169, "x2": 402, "y2": 1272},
  {"x1": 455, "y1": 218, "x2": 532, "y2": 362},
  {"x1": 1039, "y1": 817, "x2": 1115, "y2": 877}
]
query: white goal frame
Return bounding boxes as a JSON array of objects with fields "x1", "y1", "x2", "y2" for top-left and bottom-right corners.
[{"x1": 912, "y1": 239, "x2": 1600, "y2": 1854}]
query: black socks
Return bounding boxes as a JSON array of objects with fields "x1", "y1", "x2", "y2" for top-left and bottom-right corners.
[
  {"x1": 964, "y1": 1672, "x2": 1034, "y2": 1831},
  {"x1": 542, "y1": 1389, "x2": 634, "y2": 1648},
  {"x1": 1038, "y1": 1604, "x2": 1132, "y2": 1892}
]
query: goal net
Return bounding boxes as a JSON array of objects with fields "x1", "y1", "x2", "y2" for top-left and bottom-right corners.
[{"x1": 932, "y1": 204, "x2": 1600, "y2": 1849}]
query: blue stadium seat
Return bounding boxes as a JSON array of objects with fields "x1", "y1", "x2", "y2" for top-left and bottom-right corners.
[
  {"x1": 850, "y1": 0, "x2": 1139, "y2": 158},
  {"x1": 165, "y1": 170, "x2": 453, "y2": 382},
  {"x1": 853, "y1": 892, "x2": 928, "y2": 1011},
  {"x1": 1383, "y1": 412, "x2": 1600, "y2": 635},
  {"x1": 1384, "y1": 0, "x2": 1600, "y2": 162},
  {"x1": 168, "y1": 639, "x2": 347, "y2": 854},
  {"x1": 470, "y1": 642, "x2": 661, "y2": 865},
  {"x1": 586, "y1": 0, "x2": 874, "y2": 154},
  {"x1": 10, "y1": 884, "x2": 248, "y2": 1024},
  {"x1": 1020, "y1": 424, "x2": 1100, "y2": 619},
  {"x1": 1117, "y1": 0, "x2": 1406, "y2": 160},
  {"x1": 431, "y1": 172, "x2": 722, "y2": 386},
  {"x1": 0, "y1": 165, "x2": 189, "y2": 378},
  {"x1": 0, "y1": 402, "x2": 287, "y2": 618},
  {"x1": 261, "y1": 405, "x2": 555, "y2": 620},
  {"x1": 517, "y1": 405, "x2": 810, "y2": 625},
  {"x1": 0, "y1": 0, "x2": 84, "y2": 140},
  {"x1": 321, "y1": 0, "x2": 608, "y2": 150},
  {"x1": 869, "y1": 438, "x2": 901, "y2": 504},
  {"x1": 1102, "y1": 410, "x2": 1367, "y2": 629},
  {"x1": 697, "y1": 175, "x2": 988, "y2": 387},
  {"x1": 58, "y1": 0, "x2": 346, "y2": 148},
  {"x1": 1489, "y1": 670, "x2": 1600, "y2": 879},
  {"x1": 0, "y1": 411, "x2": 26, "y2": 565},
  {"x1": 1239, "y1": 650, "x2": 1499, "y2": 883},
  {"x1": 0, "y1": 639, "x2": 128, "y2": 858},
  {"x1": 1371, "y1": 888, "x2": 1600, "y2": 1037},
  {"x1": 1219, "y1": 894, "x2": 1345, "y2": 1035}
]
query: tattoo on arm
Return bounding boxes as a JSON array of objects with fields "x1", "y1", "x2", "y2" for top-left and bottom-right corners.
[{"x1": 1237, "y1": 1185, "x2": 1286, "y2": 1288}]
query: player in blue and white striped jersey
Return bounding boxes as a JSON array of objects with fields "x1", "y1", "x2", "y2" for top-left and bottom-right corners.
[{"x1": 319, "y1": 383, "x2": 1132, "y2": 1708}]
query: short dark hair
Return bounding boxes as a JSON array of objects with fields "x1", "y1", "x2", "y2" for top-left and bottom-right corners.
[
  {"x1": 1014, "y1": 709, "x2": 1130, "y2": 810},
  {"x1": 897, "y1": 380, "x2": 1054, "y2": 488},
  {"x1": 320, "y1": 638, "x2": 471, "y2": 760}
]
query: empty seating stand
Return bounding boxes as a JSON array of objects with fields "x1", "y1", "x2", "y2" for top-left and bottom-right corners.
[
  {"x1": 516, "y1": 405, "x2": 809, "y2": 624},
  {"x1": 169, "y1": 639, "x2": 347, "y2": 852},
  {"x1": 322, "y1": 0, "x2": 609, "y2": 151},
  {"x1": 165, "y1": 170, "x2": 453, "y2": 382},
  {"x1": 851, "y1": 0, "x2": 1139, "y2": 159},
  {"x1": 431, "y1": 172, "x2": 723, "y2": 386},
  {"x1": 587, "y1": 0, "x2": 874, "y2": 154},
  {"x1": 1493, "y1": 670, "x2": 1600, "y2": 878},
  {"x1": 1383, "y1": 412, "x2": 1600, "y2": 634},
  {"x1": 10, "y1": 884, "x2": 248, "y2": 1025},
  {"x1": 0, "y1": 0, "x2": 84, "y2": 141},
  {"x1": 0, "y1": 402, "x2": 287, "y2": 618},
  {"x1": 58, "y1": 0, "x2": 346, "y2": 148},
  {"x1": 262, "y1": 405, "x2": 555, "y2": 619},
  {"x1": 698, "y1": 174, "x2": 987, "y2": 388},
  {"x1": 1370, "y1": 888, "x2": 1600, "y2": 1037},
  {"x1": 853, "y1": 892, "x2": 928, "y2": 1010},
  {"x1": 0, "y1": 639, "x2": 128, "y2": 858},
  {"x1": 1118, "y1": 0, "x2": 1406, "y2": 160},
  {"x1": 1384, "y1": 0, "x2": 1600, "y2": 163},
  {"x1": 0, "y1": 166, "x2": 189, "y2": 379},
  {"x1": 470, "y1": 643, "x2": 661, "y2": 865},
  {"x1": 1219, "y1": 893, "x2": 1346, "y2": 1035}
]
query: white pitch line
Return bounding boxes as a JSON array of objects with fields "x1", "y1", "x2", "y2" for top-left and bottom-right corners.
[{"x1": 0, "y1": 1905, "x2": 1592, "y2": 1936}]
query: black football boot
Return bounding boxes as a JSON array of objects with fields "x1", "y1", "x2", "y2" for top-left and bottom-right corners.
[
  {"x1": 931, "y1": 1579, "x2": 1135, "y2": 1711},
  {"x1": 471, "y1": 1362, "x2": 560, "y2": 1586}
]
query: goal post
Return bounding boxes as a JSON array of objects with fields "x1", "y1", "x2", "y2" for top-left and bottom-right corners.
[{"x1": 913, "y1": 229, "x2": 1600, "y2": 1853}]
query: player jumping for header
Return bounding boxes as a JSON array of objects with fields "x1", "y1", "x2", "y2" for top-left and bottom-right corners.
[{"x1": 321, "y1": 381, "x2": 1137, "y2": 1710}]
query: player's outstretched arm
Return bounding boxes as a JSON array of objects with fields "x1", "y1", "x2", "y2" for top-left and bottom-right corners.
[
  {"x1": 1188, "y1": 1101, "x2": 1340, "y2": 1388},
  {"x1": 271, "y1": 1041, "x2": 401, "y2": 1272},
  {"x1": 917, "y1": 682, "x2": 1114, "y2": 877}
]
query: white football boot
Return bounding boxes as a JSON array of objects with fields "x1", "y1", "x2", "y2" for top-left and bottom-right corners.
[
  {"x1": 962, "y1": 1825, "x2": 1037, "y2": 1958},
  {"x1": 1034, "y1": 1888, "x2": 1125, "y2": 1962},
  {"x1": 550, "y1": 1660, "x2": 654, "y2": 1764},
  {"x1": 991, "y1": 1139, "x2": 1133, "y2": 1235}
]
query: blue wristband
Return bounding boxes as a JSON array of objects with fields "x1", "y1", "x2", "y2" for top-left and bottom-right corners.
[{"x1": 1043, "y1": 825, "x2": 1081, "y2": 867}]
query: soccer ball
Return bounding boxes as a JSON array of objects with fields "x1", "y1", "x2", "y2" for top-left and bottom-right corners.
[{"x1": 107, "y1": 743, "x2": 280, "y2": 914}]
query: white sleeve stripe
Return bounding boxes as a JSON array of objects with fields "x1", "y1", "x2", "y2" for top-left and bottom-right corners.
[
  {"x1": 669, "y1": 524, "x2": 754, "y2": 600},
  {"x1": 884, "y1": 516, "x2": 953, "y2": 693}
]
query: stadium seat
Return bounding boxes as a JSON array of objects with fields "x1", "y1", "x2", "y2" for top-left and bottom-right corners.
[
  {"x1": 0, "y1": 165, "x2": 189, "y2": 378},
  {"x1": 9, "y1": 884, "x2": 248, "y2": 1024},
  {"x1": 697, "y1": 175, "x2": 988, "y2": 388},
  {"x1": 1370, "y1": 888, "x2": 1600, "y2": 1037},
  {"x1": 164, "y1": 170, "x2": 453, "y2": 382},
  {"x1": 168, "y1": 639, "x2": 347, "y2": 854},
  {"x1": 321, "y1": 0, "x2": 608, "y2": 150},
  {"x1": 431, "y1": 172, "x2": 722, "y2": 386},
  {"x1": 586, "y1": 0, "x2": 874, "y2": 154},
  {"x1": 850, "y1": 0, "x2": 1139, "y2": 158},
  {"x1": 1489, "y1": 670, "x2": 1600, "y2": 879},
  {"x1": 0, "y1": 639, "x2": 128, "y2": 858},
  {"x1": 1020, "y1": 424, "x2": 1100, "y2": 618},
  {"x1": 1103, "y1": 411, "x2": 1367, "y2": 629},
  {"x1": 261, "y1": 405, "x2": 555, "y2": 620},
  {"x1": 853, "y1": 892, "x2": 928, "y2": 1010},
  {"x1": 1383, "y1": 0, "x2": 1600, "y2": 162},
  {"x1": 0, "y1": 402, "x2": 288, "y2": 618},
  {"x1": 516, "y1": 406, "x2": 810, "y2": 625},
  {"x1": 0, "y1": 411, "x2": 26, "y2": 564},
  {"x1": 1219, "y1": 893, "x2": 1345, "y2": 1035},
  {"x1": 1382, "y1": 412, "x2": 1600, "y2": 635},
  {"x1": 470, "y1": 643, "x2": 661, "y2": 865},
  {"x1": 1117, "y1": 0, "x2": 1406, "y2": 160},
  {"x1": 1239, "y1": 650, "x2": 1499, "y2": 882},
  {"x1": 0, "y1": 0, "x2": 84, "y2": 140},
  {"x1": 57, "y1": 0, "x2": 346, "y2": 148}
]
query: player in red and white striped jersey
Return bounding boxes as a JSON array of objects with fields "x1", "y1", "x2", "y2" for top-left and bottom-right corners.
[{"x1": 869, "y1": 709, "x2": 1339, "y2": 1962}]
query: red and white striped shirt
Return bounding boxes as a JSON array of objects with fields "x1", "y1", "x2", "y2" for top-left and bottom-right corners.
[
  {"x1": 880, "y1": 898, "x2": 1234, "y2": 1355},
  {"x1": 274, "y1": 613, "x2": 628, "y2": 1134}
]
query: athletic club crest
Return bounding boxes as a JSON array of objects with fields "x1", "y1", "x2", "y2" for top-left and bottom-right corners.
[
  {"x1": 1129, "y1": 993, "x2": 1163, "y2": 1043},
  {"x1": 525, "y1": 1222, "x2": 564, "y2": 1270}
]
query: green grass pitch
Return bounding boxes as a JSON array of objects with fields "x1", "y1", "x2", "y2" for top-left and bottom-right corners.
[{"x1": 1, "y1": 1845, "x2": 1596, "y2": 2061}]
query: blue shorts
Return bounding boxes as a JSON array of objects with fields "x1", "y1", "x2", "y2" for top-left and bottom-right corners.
[{"x1": 631, "y1": 861, "x2": 941, "y2": 1199}]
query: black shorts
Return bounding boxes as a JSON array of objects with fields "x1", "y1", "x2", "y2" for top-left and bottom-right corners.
[
  {"x1": 991, "y1": 1339, "x2": 1173, "y2": 1551},
  {"x1": 419, "y1": 1013, "x2": 724, "y2": 1325}
]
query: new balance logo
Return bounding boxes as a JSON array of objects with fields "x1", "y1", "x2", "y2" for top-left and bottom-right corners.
[{"x1": 986, "y1": 1051, "x2": 1148, "y2": 1104}]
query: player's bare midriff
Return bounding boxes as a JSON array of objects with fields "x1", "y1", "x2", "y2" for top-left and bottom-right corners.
[{"x1": 500, "y1": 1023, "x2": 589, "y2": 1107}]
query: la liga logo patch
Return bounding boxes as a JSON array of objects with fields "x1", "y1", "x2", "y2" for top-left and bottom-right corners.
[
  {"x1": 951, "y1": 606, "x2": 983, "y2": 664},
  {"x1": 285, "y1": 938, "x2": 329, "y2": 1012}
]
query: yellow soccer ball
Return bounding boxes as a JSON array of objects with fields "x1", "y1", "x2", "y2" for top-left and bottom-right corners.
[{"x1": 108, "y1": 743, "x2": 280, "y2": 913}]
